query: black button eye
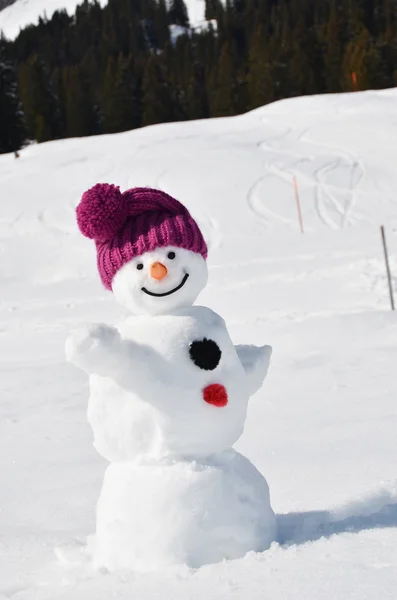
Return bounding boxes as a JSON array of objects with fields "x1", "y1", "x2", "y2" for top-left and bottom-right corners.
[
  {"x1": 137, "y1": 263, "x2": 144, "y2": 270},
  {"x1": 189, "y1": 338, "x2": 221, "y2": 371},
  {"x1": 167, "y1": 251, "x2": 176, "y2": 260}
]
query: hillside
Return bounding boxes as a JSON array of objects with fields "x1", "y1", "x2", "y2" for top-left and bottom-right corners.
[
  {"x1": 2, "y1": 0, "x2": 397, "y2": 155},
  {"x1": 0, "y1": 90, "x2": 397, "y2": 599}
]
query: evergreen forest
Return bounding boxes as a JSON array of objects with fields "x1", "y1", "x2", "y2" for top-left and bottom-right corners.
[{"x1": 1, "y1": 0, "x2": 397, "y2": 153}]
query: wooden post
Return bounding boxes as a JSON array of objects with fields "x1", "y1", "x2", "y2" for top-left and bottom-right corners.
[
  {"x1": 352, "y1": 72, "x2": 358, "y2": 92},
  {"x1": 380, "y1": 225, "x2": 395, "y2": 311},
  {"x1": 293, "y1": 175, "x2": 304, "y2": 234}
]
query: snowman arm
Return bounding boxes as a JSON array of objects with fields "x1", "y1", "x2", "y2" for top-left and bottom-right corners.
[
  {"x1": 235, "y1": 344, "x2": 272, "y2": 396},
  {"x1": 65, "y1": 324, "x2": 168, "y2": 391}
]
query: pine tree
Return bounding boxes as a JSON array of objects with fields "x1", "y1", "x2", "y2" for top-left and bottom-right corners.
[
  {"x1": 204, "y1": 0, "x2": 223, "y2": 21},
  {"x1": 288, "y1": 19, "x2": 318, "y2": 98},
  {"x1": 247, "y1": 23, "x2": 274, "y2": 110},
  {"x1": 102, "y1": 54, "x2": 141, "y2": 133},
  {"x1": 115, "y1": 53, "x2": 142, "y2": 130},
  {"x1": 186, "y1": 63, "x2": 208, "y2": 120},
  {"x1": 101, "y1": 54, "x2": 117, "y2": 130},
  {"x1": 80, "y1": 46, "x2": 102, "y2": 134},
  {"x1": 62, "y1": 64, "x2": 94, "y2": 137},
  {"x1": 17, "y1": 55, "x2": 61, "y2": 143},
  {"x1": 155, "y1": 0, "x2": 171, "y2": 47},
  {"x1": 51, "y1": 66, "x2": 66, "y2": 137},
  {"x1": 168, "y1": 0, "x2": 190, "y2": 27},
  {"x1": 323, "y1": 2, "x2": 343, "y2": 92},
  {"x1": 0, "y1": 44, "x2": 27, "y2": 153},
  {"x1": 142, "y1": 55, "x2": 176, "y2": 126},
  {"x1": 267, "y1": 4, "x2": 292, "y2": 100},
  {"x1": 209, "y1": 41, "x2": 236, "y2": 117}
]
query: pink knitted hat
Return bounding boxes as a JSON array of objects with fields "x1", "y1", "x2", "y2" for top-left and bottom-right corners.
[{"x1": 76, "y1": 184, "x2": 208, "y2": 290}]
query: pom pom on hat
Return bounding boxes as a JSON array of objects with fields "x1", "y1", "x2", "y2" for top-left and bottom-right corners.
[{"x1": 77, "y1": 183, "x2": 128, "y2": 243}]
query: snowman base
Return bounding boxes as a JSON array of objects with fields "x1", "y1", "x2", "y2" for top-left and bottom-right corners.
[{"x1": 93, "y1": 449, "x2": 277, "y2": 571}]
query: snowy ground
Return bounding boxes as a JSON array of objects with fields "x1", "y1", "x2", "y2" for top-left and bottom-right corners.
[
  {"x1": 0, "y1": 0, "x2": 206, "y2": 40},
  {"x1": 1, "y1": 89, "x2": 397, "y2": 598}
]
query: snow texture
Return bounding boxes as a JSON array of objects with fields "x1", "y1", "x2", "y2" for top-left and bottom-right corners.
[{"x1": 1, "y1": 89, "x2": 397, "y2": 597}]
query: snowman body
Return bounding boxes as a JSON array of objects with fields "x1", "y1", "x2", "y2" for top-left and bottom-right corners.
[
  {"x1": 88, "y1": 306, "x2": 248, "y2": 462},
  {"x1": 94, "y1": 450, "x2": 276, "y2": 571},
  {"x1": 66, "y1": 183, "x2": 276, "y2": 572},
  {"x1": 82, "y1": 306, "x2": 276, "y2": 570}
]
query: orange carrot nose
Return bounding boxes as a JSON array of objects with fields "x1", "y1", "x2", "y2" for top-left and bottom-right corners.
[{"x1": 150, "y1": 262, "x2": 168, "y2": 280}]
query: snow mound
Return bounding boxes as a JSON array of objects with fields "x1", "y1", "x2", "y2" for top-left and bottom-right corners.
[{"x1": 94, "y1": 452, "x2": 276, "y2": 571}]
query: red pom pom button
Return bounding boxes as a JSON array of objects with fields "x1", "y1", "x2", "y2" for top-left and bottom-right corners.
[{"x1": 203, "y1": 384, "x2": 228, "y2": 408}]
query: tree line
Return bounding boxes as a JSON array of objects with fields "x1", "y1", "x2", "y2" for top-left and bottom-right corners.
[{"x1": 1, "y1": 0, "x2": 397, "y2": 154}]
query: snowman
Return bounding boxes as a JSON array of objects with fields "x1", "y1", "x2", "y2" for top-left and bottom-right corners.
[{"x1": 66, "y1": 184, "x2": 277, "y2": 571}]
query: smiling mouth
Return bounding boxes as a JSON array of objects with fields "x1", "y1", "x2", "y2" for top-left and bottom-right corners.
[{"x1": 141, "y1": 273, "x2": 190, "y2": 297}]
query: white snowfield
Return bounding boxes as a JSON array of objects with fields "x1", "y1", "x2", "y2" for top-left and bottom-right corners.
[
  {"x1": 0, "y1": 0, "x2": 206, "y2": 39},
  {"x1": 1, "y1": 89, "x2": 397, "y2": 598}
]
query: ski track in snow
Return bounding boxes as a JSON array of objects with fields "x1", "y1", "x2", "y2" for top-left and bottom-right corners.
[{"x1": 248, "y1": 116, "x2": 367, "y2": 231}]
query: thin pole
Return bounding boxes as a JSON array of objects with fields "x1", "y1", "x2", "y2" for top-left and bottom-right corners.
[
  {"x1": 293, "y1": 175, "x2": 304, "y2": 234},
  {"x1": 380, "y1": 225, "x2": 395, "y2": 311}
]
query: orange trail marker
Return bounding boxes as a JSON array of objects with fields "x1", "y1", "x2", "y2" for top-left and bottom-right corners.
[
  {"x1": 352, "y1": 72, "x2": 358, "y2": 91},
  {"x1": 293, "y1": 175, "x2": 304, "y2": 234}
]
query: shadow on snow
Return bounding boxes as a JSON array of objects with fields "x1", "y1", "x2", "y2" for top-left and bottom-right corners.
[{"x1": 277, "y1": 489, "x2": 397, "y2": 546}]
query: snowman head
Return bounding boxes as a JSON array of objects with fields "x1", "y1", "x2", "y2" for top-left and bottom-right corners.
[{"x1": 76, "y1": 184, "x2": 208, "y2": 315}]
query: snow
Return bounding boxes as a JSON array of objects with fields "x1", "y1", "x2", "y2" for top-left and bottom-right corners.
[
  {"x1": 0, "y1": 0, "x2": 206, "y2": 40},
  {"x1": 1, "y1": 88, "x2": 397, "y2": 597},
  {"x1": 169, "y1": 23, "x2": 189, "y2": 43},
  {"x1": 94, "y1": 452, "x2": 276, "y2": 570}
]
